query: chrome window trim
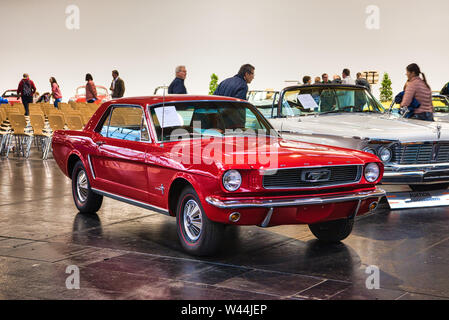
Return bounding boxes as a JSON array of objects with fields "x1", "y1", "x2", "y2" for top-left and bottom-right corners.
[
  {"x1": 87, "y1": 154, "x2": 95, "y2": 179},
  {"x1": 146, "y1": 100, "x2": 278, "y2": 144},
  {"x1": 97, "y1": 104, "x2": 152, "y2": 143}
]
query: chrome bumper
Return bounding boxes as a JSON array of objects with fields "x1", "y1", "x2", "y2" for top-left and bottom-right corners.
[
  {"x1": 382, "y1": 163, "x2": 449, "y2": 185},
  {"x1": 205, "y1": 188, "x2": 386, "y2": 209}
]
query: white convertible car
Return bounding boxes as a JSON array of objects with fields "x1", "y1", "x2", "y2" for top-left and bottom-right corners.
[{"x1": 249, "y1": 84, "x2": 449, "y2": 192}]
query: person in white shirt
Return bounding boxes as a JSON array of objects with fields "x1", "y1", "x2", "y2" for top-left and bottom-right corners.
[{"x1": 341, "y1": 68, "x2": 355, "y2": 85}]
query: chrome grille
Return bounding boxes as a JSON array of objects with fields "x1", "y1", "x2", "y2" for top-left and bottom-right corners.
[
  {"x1": 262, "y1": 165, "x2": 362, "y2": 189},
  {"x1": 393, "y1": 142, "x2": 449, "y2": 164}
]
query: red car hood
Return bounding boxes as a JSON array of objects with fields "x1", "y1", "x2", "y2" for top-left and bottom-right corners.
[{"x1": 164, "y1": 136, "x2": 378, "y2": 173}]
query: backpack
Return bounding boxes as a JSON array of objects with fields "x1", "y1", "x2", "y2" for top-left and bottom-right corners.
[{"x1": 22, "y1": 80, "x2": 32, "y2": 97}]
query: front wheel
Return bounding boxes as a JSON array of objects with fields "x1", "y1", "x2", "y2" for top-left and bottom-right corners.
[
  {"x1": 176, "y1": 186, "x2": 224, "y2": 256},
  {"x1": 72, "y1": 160, "x2": 103, "y2": 213},
  {"x1": 308, "y1": 218, "x2": 354, "y2": 243},
  {"x1": 409, "y1": 184, "x2": 449, "y2": 192}
]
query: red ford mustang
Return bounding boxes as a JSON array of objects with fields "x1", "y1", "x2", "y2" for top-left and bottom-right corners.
[
  {"x1": 52, "y1": 95, "x2": 385, "y2": 256},
  {"x1": 69, "y1": 85, "x2": 111, "y2": 104}
]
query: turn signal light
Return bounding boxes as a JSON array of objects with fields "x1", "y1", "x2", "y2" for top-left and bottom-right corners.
[{"x1": 229, "y1": 212, "x2": 241, "y2": 223}]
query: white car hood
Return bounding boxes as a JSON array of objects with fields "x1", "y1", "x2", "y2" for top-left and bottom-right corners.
[{"x1": 270, "y1": 113, "x2": 449, "y2": 143}]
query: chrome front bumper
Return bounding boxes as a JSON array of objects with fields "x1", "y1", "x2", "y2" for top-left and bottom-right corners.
[
  {"x1": 205, "y1": 188, "x2": 386, "y2": 209},
  {"x1": 382, "y1": 163, "x2": 449, "y2": 185}
]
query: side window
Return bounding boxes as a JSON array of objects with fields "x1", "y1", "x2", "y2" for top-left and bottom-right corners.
[{"x1": 100, "y1": 106, "x2": 147, "y2": 142}]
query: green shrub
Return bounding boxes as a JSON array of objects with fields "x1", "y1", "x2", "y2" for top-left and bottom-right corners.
[
  {"x1": 209, "y1": 73, "x2": 218, "y2": 95},
  {"x1": 379, "y1": 73, "x2": 393, "y2": 102}
]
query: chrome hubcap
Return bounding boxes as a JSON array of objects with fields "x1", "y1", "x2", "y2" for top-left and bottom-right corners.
[
  {"x1": 76, "y1": 170, "x2": 89, "y2": 203},
  {"x1": 183, "y1": 199, "x2": 203, "y2": 241}
]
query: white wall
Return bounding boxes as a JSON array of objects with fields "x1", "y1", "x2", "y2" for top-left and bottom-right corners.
[{"x1": 1, "y1": 0, "x2": 448, "y2": 101}]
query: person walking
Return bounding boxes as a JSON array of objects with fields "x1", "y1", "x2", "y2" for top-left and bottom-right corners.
[
  {"x1": 85, "y1": 73, "x2": 98, "y2": 103},
  {"x1": 355, "y1": 72, "x2": 371, "y2": 91},
  {"x1": 400, "y1": 63, "x2": 434, "y2": 121},
  {"x1": 17, "y1": 73, "x2": 36, "y2": 116},
  {"x1": 50, "y1": 77, "x2": 62, "y2": 108},
  {"x1": 214, "y1": 64, "x2": 255, "y2": 100},
  {"x1": 110, "y1": 70, "x2": 125, "y2": 98},
  {"x1": 168, "y1": 65, "x2": 187, "y2": 94},
  {"x1": 314, "y1": 76, "x2": 321, "y2": 84},
  {"x1": 341, "y1": 68, "x2": 355, "y2": 85}
]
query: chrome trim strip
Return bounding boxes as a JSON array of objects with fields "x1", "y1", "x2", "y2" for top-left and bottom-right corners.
[
  {"x1": 386, "y1": 162, "x2": 449, "y2": 169},
  {"x1": 91, "y1": 188, "x2": 170, "y2": 215},
  {"x1": 205, "y1": 188, "x2": 385, "y2": 209},
  {"x1": 87, "y1": 155, "x2": 95, "y2": 179},
  {"x1": 382, "y1": 171, "x2": 449, "y2": 185},
  {"x1": 260, "y1": 207, "x2": 274, "y2": 228}
]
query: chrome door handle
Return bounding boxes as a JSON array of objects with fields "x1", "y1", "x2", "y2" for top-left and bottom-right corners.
[{"x1": 96, "y1": 141, "x2": 106, "y2": 146}]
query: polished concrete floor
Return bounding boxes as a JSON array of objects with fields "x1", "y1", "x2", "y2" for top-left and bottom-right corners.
[{"x1": 1, "y1": 151, "x2": 449, "y2": 300}]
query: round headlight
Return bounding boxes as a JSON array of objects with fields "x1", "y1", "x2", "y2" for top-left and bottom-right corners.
[
  {"x1": 223, "y1": 170, "x2": 242, "y2": 192},
  {"x1": 362, "y1": 147, "x2": 376, "y2": 155},
  {"x1": 364, "y1": 163, "x2": 380, "y2": 183},
  {"x1": 378, "y1": 147, "x2": 392, "y2": 162}
]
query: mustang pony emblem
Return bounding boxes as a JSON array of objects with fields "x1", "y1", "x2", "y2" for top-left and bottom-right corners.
[{"x1": 302, "y1": 169, "x2": 331, "y2": 182}]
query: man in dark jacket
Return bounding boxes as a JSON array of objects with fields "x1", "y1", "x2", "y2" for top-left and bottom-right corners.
[
  {"x1": 214, "y1": 64, "x2": 255, "y2": 100},
  {"x1": 110, "y1": 70, "x2": 125, "y2": 98},
  {"x1": 356, "y1": 72, "x2": 371, "y2": 91},
  {"x1": 17, "y1": 73, "x2": 36, "y2": 116},
  {"x1": 168, "y1": 65, "x2": 187, "y2": 94}
]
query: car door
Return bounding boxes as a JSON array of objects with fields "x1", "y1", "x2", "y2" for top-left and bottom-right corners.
[{"x1": 90, "y1": 104, "x2": 150, "y2": 203}]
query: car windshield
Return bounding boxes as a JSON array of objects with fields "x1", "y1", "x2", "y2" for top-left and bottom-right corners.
[
  {"x1": 433, "y1": 96, "x2": 449, "y2": 113},
  {"x1": 2, "y1": 90, "x2": 18, "y2": 97},
  {"x1": 280, "y1": 86, "x2": 385, "y2": 117},
  {"x1": 247, "y1": 91, "x2": 279, "y2": 118},
  {"x1": 149, "y1": 101, "x2": 276, "y2": 141}
]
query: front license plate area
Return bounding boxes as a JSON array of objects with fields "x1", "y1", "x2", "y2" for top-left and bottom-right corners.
[{"x1": 386, "y1": 189, "x2": 449, "y2": 209}]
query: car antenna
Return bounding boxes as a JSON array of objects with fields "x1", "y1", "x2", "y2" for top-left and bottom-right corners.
[{"x1": 160, "y1": 85, "x2": 166, "y2": 147}]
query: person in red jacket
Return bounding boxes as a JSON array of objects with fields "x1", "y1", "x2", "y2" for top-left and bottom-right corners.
[
  {"x1": 17, "y1": 73, "x2": 36, "y2": 116},
  {"x1": 85, "y1": 73, "x2": 98, "y2": 103}
]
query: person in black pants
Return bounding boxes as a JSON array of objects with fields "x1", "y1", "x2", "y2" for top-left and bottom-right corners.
[{"x1": 17, "y1": 74, "x2": 36, "y2": 116}]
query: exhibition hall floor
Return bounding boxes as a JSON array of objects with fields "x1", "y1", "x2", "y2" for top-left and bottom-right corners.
[{"x1": 1, "y1": 154, "x2": 449, "y2": 300}]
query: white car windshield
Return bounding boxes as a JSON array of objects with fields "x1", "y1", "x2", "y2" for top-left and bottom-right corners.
[
  {"x1": 280, "y1": 86, "x2": 385, "y2": 117},
  {"x1": 247, "y1": 90, "x2": 279, "y2": 118}
]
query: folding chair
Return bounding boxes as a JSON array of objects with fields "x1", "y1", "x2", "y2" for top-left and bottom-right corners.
[
  {"x1": 0, "y1": 110, "x2": 12, "y2": 156},
  {"x1": 7, "y1": 114, "x2": 33, "y2": 158},
  {"x1": 48, "y1": 114, "x2": 66, "y2": 132},
  {"x1": 66, "y1": 114, "x2": 84, "y2": 131},
  {"x1": 30, "y1": 114, "x2": 52, "y2": 159}
]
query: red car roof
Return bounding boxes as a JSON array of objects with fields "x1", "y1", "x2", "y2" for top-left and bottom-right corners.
[{"x1": 106, "y1": 95, "x2": 245, "y2": 106}]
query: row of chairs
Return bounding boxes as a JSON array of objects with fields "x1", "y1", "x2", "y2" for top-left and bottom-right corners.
[{"x1": 0, "y1": 102, "x2": 98, "y2": 159}]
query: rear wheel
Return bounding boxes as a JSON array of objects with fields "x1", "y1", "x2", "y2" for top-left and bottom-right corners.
[
  {"x1": 176, "y1": 186, "x2": 224, "y2": 256},
  {"x1": 308, "y1": 218, "x2": 354, "y2": 243},
  {"x1": 72, "y1": 160, "x2": 103, "y2": 213},
  {"x1": 409, "y1": 184, "x2": 449, "y2": 192}
]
